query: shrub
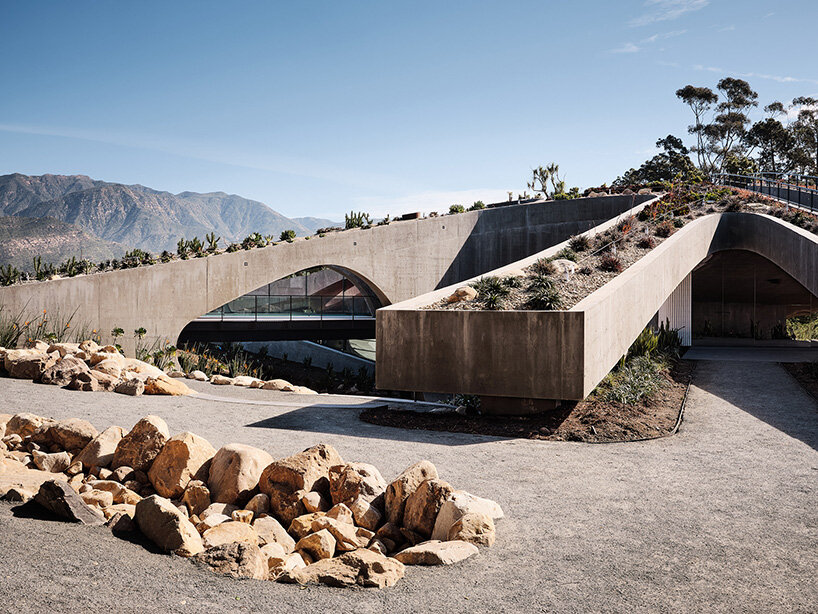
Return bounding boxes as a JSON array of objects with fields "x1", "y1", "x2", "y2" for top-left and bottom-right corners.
[
  {"x1": 654, "y1": 220, "x2": 675, "y2": 237},
  {"x1": 628, "y1": 327, "x2": 658, "y2": 358},
  {"x1": 280, "y1": 229, "x2": 296, "y2": 242},
  {"x1": 226, "y1": 243, "x2": 241, "y2": 253},
  {"x1": 598, "y1": 254, "x2": 623, "y2": 273},
  {"x1": 530, "y1": 258, "x2": 556, "y2": 276},
  {"x1": 554, "y1": 247, "x2": 577, "y2": 262},
  {"x1": 468, "y1": 201, "x2": 485, "y2": 211},
  {"x1": 637, "y1": 236, "x2": 655, "y2": 249},
  {"x1": 525, "y1": 286, "x2": 563, "y2": 310},
  {"x1": 603, "y1": 355, "x2": 663, "y2": 405},
  {"x1": 449, "y1": 204, "x2": 465, "y2": 214},
  {"x1": 470, "y1": 276, "x2": 510, "y2": 298},
  {"x1": 242, "y1": 233, "x2": 266, "y2": 249},
  {"x1": 673, "y1": 218, "x2": 685, "y2": 228},
  {"x1": 568, "y1": 235, "x2": 590, "y2": 252}
]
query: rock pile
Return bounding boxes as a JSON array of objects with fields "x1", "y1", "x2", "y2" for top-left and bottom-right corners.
[
  {"x1": 0, "y1": 341, "x2": 193, "y2": 397},
  {"x1": 0, "y1": 412, "x2": 502, "y2": 589}
]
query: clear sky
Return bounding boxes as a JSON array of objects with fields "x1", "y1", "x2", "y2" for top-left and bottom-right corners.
[{"x1": 1, "y1": 1, "x2": 815, "y2": 219}]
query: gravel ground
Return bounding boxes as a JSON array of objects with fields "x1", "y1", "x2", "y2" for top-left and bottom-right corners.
[{"x1": 1, "y1": 362, "x2": 817, "y2": 613}]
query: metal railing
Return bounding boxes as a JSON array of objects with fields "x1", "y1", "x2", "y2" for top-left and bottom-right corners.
[
  {"x1": 199, "y1": 294, "x2": 379, "y2": 323},
  {"x1": 715, "y1": 173, "x2": 818, "y2": 213}
]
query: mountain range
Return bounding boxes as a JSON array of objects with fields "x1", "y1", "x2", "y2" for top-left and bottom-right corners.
[{"x1": 0, "y1": 173, "x2": 338, "y2": 269}]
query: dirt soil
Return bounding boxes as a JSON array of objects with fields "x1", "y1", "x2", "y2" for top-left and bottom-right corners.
[{"x1": 361, "y1": 360, "x2": 693, "y2": 443}]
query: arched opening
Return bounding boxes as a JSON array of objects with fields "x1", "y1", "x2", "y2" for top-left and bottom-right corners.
[{"x1": 692, "y1": 249, "x2": 818, "y2": 344}]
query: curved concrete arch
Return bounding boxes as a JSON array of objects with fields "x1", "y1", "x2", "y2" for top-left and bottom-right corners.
[
  {"x1": 0, "y1": 194, "x2": 648, "y2": 353},
  {"x1": 377, "y1": 212, "x2": 818, "y2": 404}
]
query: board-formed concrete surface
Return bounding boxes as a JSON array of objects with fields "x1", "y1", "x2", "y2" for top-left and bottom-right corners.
[{"x1": 0, "y1": 361, "x2": 816, "y2": 613}]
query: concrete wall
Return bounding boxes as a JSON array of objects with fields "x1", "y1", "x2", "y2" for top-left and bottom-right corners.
[
  {"x1": 377, "y1": 212, "x2": 818, "y2": 402},
  {"x1": 0, "y1": 194, "x2": 648, "y2": 353}
]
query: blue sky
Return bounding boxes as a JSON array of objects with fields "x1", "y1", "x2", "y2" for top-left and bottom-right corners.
[{"x1": 1, "y1": 1, "x2": 815, "y2": 219}]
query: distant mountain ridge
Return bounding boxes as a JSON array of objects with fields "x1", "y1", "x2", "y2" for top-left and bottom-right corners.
[{"x1": 0, "y1": 173, "x2": 314, "y2": 255}]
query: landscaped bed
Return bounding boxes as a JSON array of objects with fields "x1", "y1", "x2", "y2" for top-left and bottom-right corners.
[
  {"x1": 781, "y1": 362, "x2": 818, "y2": 401},
  {"x1": 424, "y1": 181, "x2": 808, "y2": 312}
]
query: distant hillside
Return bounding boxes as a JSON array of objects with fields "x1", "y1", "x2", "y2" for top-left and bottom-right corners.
[
  {"x1": 0, "y1": 216, "x2": 126, "y2": 271},
  {"x1": 292, "y1": 216, "x2": 342, "y2": 232},
  {"x1": 0, "y1": 173, "x2": 314, "y2": 254}
]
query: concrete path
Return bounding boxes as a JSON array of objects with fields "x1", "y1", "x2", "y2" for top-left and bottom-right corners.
[
  {"x1": 0, "y1": 362, "x2": 816, "y2": 613},
  {"x1": 684, "y1": 345, "x2": 818, "y2": 362}
]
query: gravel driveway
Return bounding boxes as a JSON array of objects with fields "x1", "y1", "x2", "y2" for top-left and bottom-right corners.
[{"x1": 1, "y1": 361, "x2": 816, "y2": 613}]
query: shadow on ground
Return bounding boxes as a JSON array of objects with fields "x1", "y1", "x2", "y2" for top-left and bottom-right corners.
[{"x1": 245, "y1": 403, "x2": 510, "y2": 446}]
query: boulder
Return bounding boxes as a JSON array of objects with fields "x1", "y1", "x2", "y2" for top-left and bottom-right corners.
[
  {"x1": 291, "y1": 386, "x2": 318, "y2": 395},
  {"x1": 208, "y1": 443, "x2": 273, "y2": 506},
  {"x1": 111, "y1": 416, "x2": 170, "y2": 473},
  {"x1": 267, "y1": 552, "x2": 307, "y2": 580},
  {"x1": 69, "y1": 370, "x2": 119, "y2": 392},
  {"x1": 393, "y1": 540, "x2": 478, "y2": 565},
  {"x1": 403, "y1": 478, "x2": 454, "y2": 538},
  {"x1": 75, "y1": 426, "x2": 125, "y2": 469},
  {"x1": 261, "y1": 379, "x2": 293, "y2": 391},
  {"x1": 189, "y1": 370, "x2": 208, "y2": 381},
  {"x1": 5, "y1": 413, "x2": 50, "y2": 438},
  {"x1": 200, "y1": 502, "x2": 238, "y2": 520},
  {"x1": 349, "y1": 495, "x2": 383, "y2": 531},
  {"x1": 122, "y1": 358, "x2": 165, "y2": 379},
  {"x1": 194, "y1": 542, "x2": 267, "y2": 580},
  {"x1": 144, "y1": 375, "x2": 193, "y2": 396},
  {"x1": 326, "y1": 502, "x2": 354, "y2": 524},
  {"x1": 46, "y1": 342, "x2": 80, "y2": 357},
  {"x1": 0, "y1": 413, "x2": 11, "y2": 437},
  {"x1": 448, "y1": 512, "x2": 495, "y2": 546},
  {"x1": 181, "y1": 480, "x2": 211, "y2": 517},
  {"x1": 244, "y1": 493, "x2": 270, "y2": 516},
  {"x1": 279, "y1": 549, "x2": 404, "y2": 588},
  {"x1": 43, "y1": 418, "x2": 98, "y2": 451},
  {"x1": 289, "y1": 512, "x2": 326, "y2": 539},
  {"x1": 300, "y1": 491, "x2": 330, "y2": 513},
  {"x1": 446, "y1": 286, "x2": 478, "y2": 303},
  {"x1": 134, "y1": 495, "x2": 204, "y2": 556},
  {"x1": 114, "y1": 378, "x2": 145, "y2": 396},
  {"x1": 32, "y1": 450, "x2": 72, "y2": 473},
  {"x1": 201, "y1": 520, "x2": 258, "y2": 549},
  {"x1": 33, "y1": 480, "x2": 105, "y2": 525},
  {"x1": 431, "y1": 490, "x2": 504, "y2": 541},
  {"x1": 79, "y1": 340, "x2": 99, "y2": 353},
  {"x1": 231, "y1": 375, "x2": 259, "y2": 387},
  {"x1": 197, "y1": 513, "x2": 230, "y2": 534},
  {"x1": 5, "y1": 349, "x2": 54, "y2": 379},
  {"x1": 259, "y1": 443, "x2": 343, "y2": 525},
  {"x1": 209, "y1": 374, "x2": 234, "y2": 385},
  {"x1": 148, "y1": 431, "x2": 215, "y2": 498},
  {"x1": 252, "y1": 515, "x2": 295, "y2": 552},
  {"x1": 551, "y1": 258, "x2": 577, "y2": 276},
  {"x1": 249, "y1": 379, "x2": 264, "y2": 389},
  {"x1": 385, "y1": 460, "x2": 438, "y2": 526},
  {"x1": 40, "y1": 355, "x2": 90, "y2": 386},
  {"x1": 92, "y1": 358, "x2": 123, "y2": 379},
  {"x1": 295, "y1": 529, "x2": 336, "y2": 560},
  {"x1": 310, "y1": 515, "x2": 367, "y2": 552},
  {"x1": 167, "y1": 371, "x2": 185, "y2": 378},
  {"x1": 232, "y1": 509, "x2": 253, "y2": 523},
  {"x1": 107, "y1": 511, "x2": 137, "y2": 534},
  {"x1": 81, "y1": 489, "x2": 114, "y2": 509},
  {"x1": 328, "y1": 462, "x2": 386, "y2": 507}
]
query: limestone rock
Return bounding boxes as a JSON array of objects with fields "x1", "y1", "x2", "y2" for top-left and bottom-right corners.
[
  {"x1": 32, "y1": 450, "x2": 72, "y2": 473},
  {"x1": 108, "y1": 511, "x2": 137, "y2": 534},
  {"x1": 81, "y1": 489, "x2": 114, "y2": 509},
  {"x1": 326, "y1": 502, "x2": 354, "y2": 524},
  {"x1": 300, "y1": 490, "x2": 329, "y2": 513},
  {"x1": 431, "y1": 490, "x2": 504, "y2": 541},
  {"x1": 232, "y1": 509, "x2": 253, "y2": 523},
  {"x1": 197, "y1": 513, "x2": 231, "y2": 534},
  {"x1": 182, "y1": 480, "x2": 211, "y2": 517},
  {"x1": 46, "y1": 418, "x2": 98, "y2": 451},
  {"x1": 79, "y1": 340, "x2": 99, "y2": 353},
  {"x1": 40, "y1": 355, "x2": 90, "y2": 386},
  {"x1": 295, "y1": 528, "x2": 336, "y2": 560},
  {"x1": 291, "y1": 386, "x2": 318, "y2": 395},
  {"x1": 194, "y1": 542, "x2": 267, "y2": 580},
  {"x1": 5, "y1": 349, "x2": 54, "y2": 379},
  {"x1": 112, "y1": 416, "x2": 170, "y2": 472},
  {"x1": 70, "y1": 370, "x2": 119, "y2": 392},
  {"x1": 231, "y1": 375, "x2": 259, "y2": 387},
  {"x1": 259, "y1": 443, "x2": 343, "y2": 524},
  {"x1": 46, "y1": 342, "x2": 80, "y2": 357},
  {"x1": 261, "y1": 379, "x2": 292, "y2": 391},
  {"x1": 114, "y1": 379, "x2": 145, "y2": 396},
  {"x1": 208, "y1": 443, "x2": 273, "y2": 506},
  {"x1": 0, "y1": 413, "x2": 11, "y2": 437},
  {"x1": 267, "y1": 552, "x2": 307, "y2": 580},
  {"x1": 279, "y1": 549, "x2": 404, "y2": 588},
  {"x1": 201, "y1": 520, "x2": 258, "y2": 549},
  {"x1": 446, "y1": 286, "x2": 478, "y2": 303},
  {"x1": 189, "y1": 370, "x2": 208, "y2": 381},
  {"x1": 144, "y1": 375, "x2": 193, "y2": 396},
  {"x1": 289, "y1": 512, "x2": 325, "y2": 539},
  {"x1": 393, "y1": 540, "x2": 478, "y2": 565},
  {"x1": 167, "y1": 371, "x2": 185, "y2": 378},
  {"x1": 328, "y1": 462, "x2": 386, "y2": 507},
  {"x1": 448, "y1": 512, "x2": 495, "y2": 546},
  {"x1": 5, "y1": 413, "x2": 49, "y2": 438},
  {"x1": 385, "y1": 461, "x2": 439, "y2": 526},
  {"x1": 148, "y1": 431, "x2": 215, "y2": 498},
  {"x1": 135, "y1": 495, "x2": 204, "y2": 556},
  {"x1": 75, "y1": 426, "x2": 125, "y2": 469},
  {"x1": 92, "y1": 358, "x2": 123, "y2": 379},
  {"x1": 244, "y1": 493, "x2": 270, "y2": 516},
  {"x1": 551, "y1": 258, "x2": 577, "y2": 276},
  {"x1": 253, "y1": 515, "x2": 296, "y2": 552},
  {"x1": 200, "y1": 502, "x2": 238, "y2": 520},
  {"x1": 403, "y1": 479, "x2": 454, "y2": 538},
  {"x1": 349, "y1": 495, "x2": 383, "y2": 531},
  {"x1": 209, "y1": 374, "x2": 234, "y2": 385},
  {"x1": 33, "y1": 479, "x2": 105, "y2": 525},
  {"x1": 310, "y1": 515, "x2": 366, "y2": 552}
]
